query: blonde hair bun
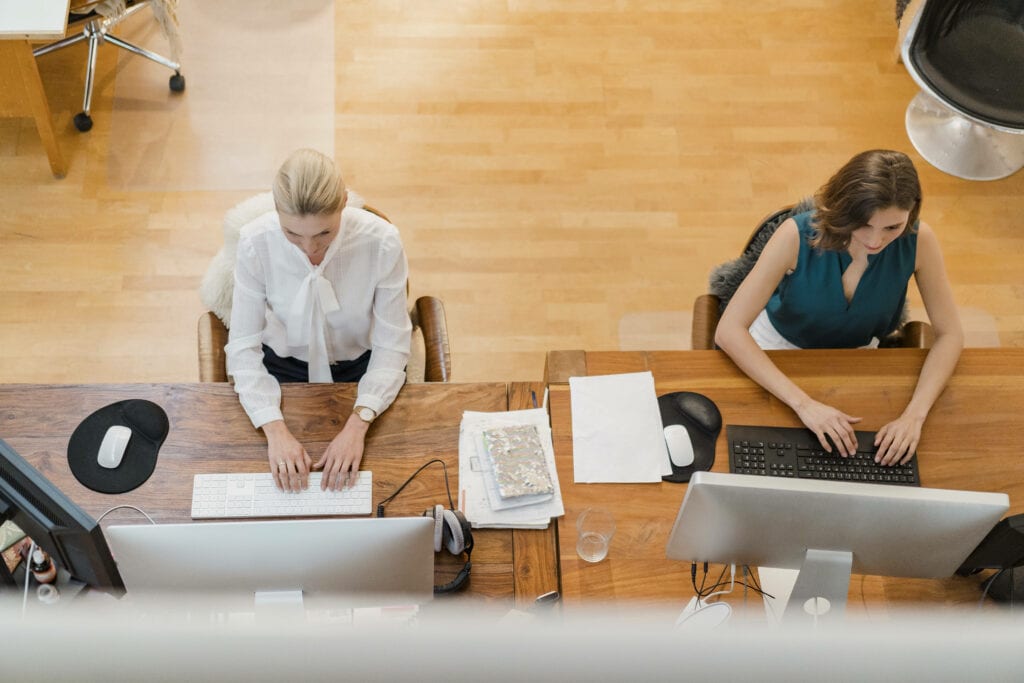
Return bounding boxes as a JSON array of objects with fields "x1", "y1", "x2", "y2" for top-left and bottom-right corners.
[{"x1": 273, "y1": 148, "x2": 347, "y2": 216}]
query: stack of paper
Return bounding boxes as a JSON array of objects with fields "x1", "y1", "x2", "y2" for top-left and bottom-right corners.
[
  {"x1": 459, "y1": 408, "x2": 564, "y2": 529},
  {"x1": 569, "y1": 371, "x2": 671, "y2": 483}
]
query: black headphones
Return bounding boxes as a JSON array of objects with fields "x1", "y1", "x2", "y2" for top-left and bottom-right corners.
[{"x1": 376, "y1": 459, "x2": 473, "y2": 594}]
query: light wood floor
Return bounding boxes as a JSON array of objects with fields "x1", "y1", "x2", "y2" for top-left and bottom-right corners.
[{"x1": 2, "y1": 1, "x2": 1022, "y2": 385}]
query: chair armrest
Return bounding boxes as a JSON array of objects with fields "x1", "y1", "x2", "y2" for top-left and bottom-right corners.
[
  {"x1": 198, "y1": 311, "x2": 229, "y2": 382},
  {"x1": 413, "y1": 296, "x2": 451, "y2": 382},
  {"x1": 691, "y1": 294, "x2": 722, "y2": 350}
]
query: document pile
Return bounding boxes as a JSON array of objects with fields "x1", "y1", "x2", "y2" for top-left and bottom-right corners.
[{"x1": 459, "y1": 408, "x2": 564, "y2": 529}]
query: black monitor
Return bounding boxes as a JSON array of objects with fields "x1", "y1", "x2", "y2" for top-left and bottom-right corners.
[{"x1": 0, "y1": 438, "x2": 123, "y2": 591}]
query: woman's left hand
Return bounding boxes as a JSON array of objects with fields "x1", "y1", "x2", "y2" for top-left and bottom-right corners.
[
  {"x1": 313, "y1": 415, "x2": 370, "y2": 490},
  {"x1": 874, "y1": 413, "x2": 925, "y2": 466}
]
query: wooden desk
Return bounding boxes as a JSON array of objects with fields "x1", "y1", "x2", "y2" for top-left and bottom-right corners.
[
  {"x1": 0, "y1": 381, "x2": 557, "y2": 607},
  {"x1": 545, "y1": 348, "x2": 1024, "y2": 612},
  {"x1": 0, "y1": 0, "x2": 70, "y2": 177}
]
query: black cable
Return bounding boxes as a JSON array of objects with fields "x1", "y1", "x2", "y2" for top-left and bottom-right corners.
[
  {"x1": 700, "y1": 564, "x2": 775, "y2": 601},
  {"x1": 696, "y1": 565, "x2": 712, "y2": 598},
  {"x1": 694, "y1": 564, "x2": 728, "y2": 601},
  {"x1": 376, "y1": 458, "x2": 454, "y2": 517},
  {"x1": 689, "y1": 562, "x2": 775, "y2": 602},
  {"x1": 741, "y1": 565, "x2": 775, "y2": 600}
]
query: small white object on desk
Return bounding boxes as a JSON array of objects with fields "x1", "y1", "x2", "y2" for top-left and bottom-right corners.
[
  {"x1": 97, "y1": 425, "x2": 132, "y2": 469},
  {"x1": 664, "y1": 424, "x2": 695, "y2": 467}
]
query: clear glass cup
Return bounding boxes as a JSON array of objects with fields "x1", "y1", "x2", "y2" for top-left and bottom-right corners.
[{"x1": 576, "y1": 507, "x2": 615, "y2": 563}]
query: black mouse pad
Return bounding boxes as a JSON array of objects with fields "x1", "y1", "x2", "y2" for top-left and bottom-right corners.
[
  {"x1": 67, "y1": 400, "x2": 169, "y2": 494},
  {"x1": 658, "y1": 391, "x2": 722, "y2": 483}
]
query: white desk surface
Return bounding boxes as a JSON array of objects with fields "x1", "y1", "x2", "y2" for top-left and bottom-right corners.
[{"x1": 0, "y1": 0, "x2": 70, "y2": 40}]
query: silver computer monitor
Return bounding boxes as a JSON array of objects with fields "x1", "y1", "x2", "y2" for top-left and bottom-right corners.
[
  {"x1": 666, "y1": 471, "x2": 1009, "y2": 622},
  {"x1": 105, "y1": 517, "x2": 435, "y2": 612}
]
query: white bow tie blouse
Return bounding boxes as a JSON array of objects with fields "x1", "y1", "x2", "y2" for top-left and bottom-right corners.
[{"x1": 225, "y1": 207, "x2": 412, "y2": 428}]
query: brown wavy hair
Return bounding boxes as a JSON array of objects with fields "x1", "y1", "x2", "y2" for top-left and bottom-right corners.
[{"x1": 811, "y1": 150, "x2": 921, "y2": 251}]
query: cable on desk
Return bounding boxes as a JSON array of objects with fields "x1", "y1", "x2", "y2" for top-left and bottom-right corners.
[
  {"x1": 376, "y1": 458, "x2": 455, "y2": 518},
  {"x1": 704, "y1": 564, "x2": 736, "y2": 604},
  {"x1": 97, "y1": 505, "x2": 157, "y2": 525},
  {"x1": 693, "y1": 562, "x2": 774, "y2": 602}
]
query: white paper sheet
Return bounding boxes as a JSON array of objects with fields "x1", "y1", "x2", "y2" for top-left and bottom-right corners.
[{"x1": 569, "y1": 371, "x2": 671, "y2": 483}]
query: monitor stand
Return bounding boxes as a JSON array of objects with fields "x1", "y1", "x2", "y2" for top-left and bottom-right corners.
[{"x1": 781, "y1": 548, "x2": 853, "y2": 624}]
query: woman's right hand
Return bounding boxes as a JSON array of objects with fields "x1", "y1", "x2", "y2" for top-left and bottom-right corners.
[
  {"x1": 263, "y1": 420, "x2": 312, "y2": 491},
  {"x1": 793, "y1": 399, "x2": 861, "y2": 457}
]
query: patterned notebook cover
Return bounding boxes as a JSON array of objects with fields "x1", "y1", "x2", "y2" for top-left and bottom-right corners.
[{"x1": 481, "y1": 424, "x2": 554, "y2": 499}]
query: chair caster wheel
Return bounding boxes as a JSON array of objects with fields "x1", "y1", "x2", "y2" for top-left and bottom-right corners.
[
  {"x1": 73, "y1": 112, "x2": 93, "y2": 132},
  {"x1": 169, "y1": 72, "x2": 185, "y2": 92}
]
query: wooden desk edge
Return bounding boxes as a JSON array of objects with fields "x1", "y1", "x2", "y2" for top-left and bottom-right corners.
[{"x1": 544, "y1": 350, "x2": 586, "y2": 385}]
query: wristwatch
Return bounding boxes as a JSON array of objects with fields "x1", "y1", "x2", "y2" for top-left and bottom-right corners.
[{"x1": 354, "y1": 406, "x2": 377, "y2": 424}]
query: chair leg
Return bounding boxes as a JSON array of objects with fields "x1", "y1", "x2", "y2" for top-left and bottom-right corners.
[
  {"x1": 32, "y1": 32, "x2": 89, "y2": 57},
  {"x1": 104, "y1": 34, "x2": 180, "y2": 72},
  {"x1": 82, "y1": 26, "x2": 101, "y2": 117}
]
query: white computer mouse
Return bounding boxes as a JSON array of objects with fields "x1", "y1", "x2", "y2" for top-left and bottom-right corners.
[
  {"x1": 97, "y1": 425, "x2": 132, "y2": 468},
  {"x1": 674, "y1": 596, "x2": 732, "y2": 631},
  {"x1": 664, "y1": 424, "x2": 695, "y2": 468}
]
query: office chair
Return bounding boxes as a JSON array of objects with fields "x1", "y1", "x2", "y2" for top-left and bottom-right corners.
[
  {"x1": 197, "y1": 192, "x2": 451, "y2": 384},
  {"x1": 899, "y1": 0, "x2": 1024, "y2": 180},
  {"x1": 691, "y1": 201, "x2": 934, "y2": 350},
  {"x1": 33, "y1": 0, "x2": 185, "y2": 132}
]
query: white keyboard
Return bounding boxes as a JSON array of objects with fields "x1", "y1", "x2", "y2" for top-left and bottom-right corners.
[{"x1": 191, "y1": 471, "x2": 373, "y2": 519}]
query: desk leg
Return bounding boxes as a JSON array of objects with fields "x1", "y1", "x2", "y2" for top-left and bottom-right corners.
[{"x1": 8, "y1": 40, "x2": 66, "y2": 178}]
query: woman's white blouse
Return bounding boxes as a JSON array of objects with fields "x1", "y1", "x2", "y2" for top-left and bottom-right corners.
[{"x1": 225, "y1": 207, "x2": 412, "y2": 428}]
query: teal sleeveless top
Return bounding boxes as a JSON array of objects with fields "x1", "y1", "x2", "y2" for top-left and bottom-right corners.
[{"x1": 765, "y1": 211, "x2": 918, "y2": 348}]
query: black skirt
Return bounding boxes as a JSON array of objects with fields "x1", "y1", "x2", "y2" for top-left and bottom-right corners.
[{"x1": 261, "y1": 345, "x2": 371, "y2": 384}]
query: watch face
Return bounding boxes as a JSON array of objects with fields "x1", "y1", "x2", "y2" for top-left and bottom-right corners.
[{"x1": 357, "y1": 407, "x2": 375, "y2": 422}]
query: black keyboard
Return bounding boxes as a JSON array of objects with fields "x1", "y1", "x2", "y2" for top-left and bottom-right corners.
[{"x1": 727, "y1": 425, "x2": 920, "y2": 486}]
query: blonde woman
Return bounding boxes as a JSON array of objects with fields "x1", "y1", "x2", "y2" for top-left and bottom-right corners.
[
  {"x1": 715, "y1": 150, "x2": 962, "y2": 467},
  {"x1": 226, "y1": 149, "x2": 411, "y2": 492}
]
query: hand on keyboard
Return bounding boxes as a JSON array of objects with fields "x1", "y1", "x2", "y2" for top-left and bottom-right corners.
[
  {"x1": 312, "y1": 414, "x2": 368, "y2": 491},
  {"x1": 792, "y1": 398, "x2": 861, "y2": 457},
  {"x1": 263, "y1": 420, "x2": 312, "y2": 492},
  {"x1": 874, "y1": 413, "x2": 924, "y2": 466}
]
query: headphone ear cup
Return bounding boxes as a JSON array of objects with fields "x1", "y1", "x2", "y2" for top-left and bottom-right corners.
[
  {"x1": 435, "y1": 509, "x2": 473, "y2": 594},
  {"x1": 441, "y1": 508, "x2": 465, "y2": 555},
  {"x1": 424, "y1": 504, "x2": 444, "y2": 553}
]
